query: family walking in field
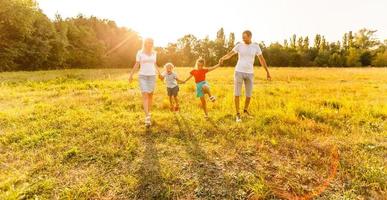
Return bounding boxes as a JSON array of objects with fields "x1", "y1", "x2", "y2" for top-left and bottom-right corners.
[{"x1": 128, "y1": 30, "x2": 272, "y2": 127}]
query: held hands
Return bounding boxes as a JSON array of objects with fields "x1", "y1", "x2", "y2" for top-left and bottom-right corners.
[{"x1": 219, "y1": 58, "x2": 224, "y2": 65}]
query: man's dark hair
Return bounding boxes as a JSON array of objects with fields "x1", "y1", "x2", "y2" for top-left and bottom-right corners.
[{"x1": 243, "y1": 30, "x2": 252, "y2": 37}]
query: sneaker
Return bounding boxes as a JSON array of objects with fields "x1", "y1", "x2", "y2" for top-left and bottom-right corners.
[
  {"x1": 209, "y1": 96, "x2": 216, "y2": 102},
  {"x1": 236, "y1": 113, "x2": 242, "y2": 123},
  {"x1": 204, "y1": 114, "x2": 209, "y2": 119},
  {"x1": 243, "y1": 110, "x2": 253, "y2": 118},
  {"x1": 145, "y1": 116, "x2": 151, "y2": 126},
  {"x1": 175, "y1": 106, "x2": 180, "y2": 112}
]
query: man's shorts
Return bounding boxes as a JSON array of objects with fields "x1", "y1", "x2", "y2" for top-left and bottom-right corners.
[{"x1": 234, "y1": 71, "x2": 254, "y2": 97}]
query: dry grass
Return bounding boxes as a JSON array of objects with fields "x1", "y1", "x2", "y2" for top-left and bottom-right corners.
[{"x1": 0, "y1": 67, "x2": 386, "y2": 199}]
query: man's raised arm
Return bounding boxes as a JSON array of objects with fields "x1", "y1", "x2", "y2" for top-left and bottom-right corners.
[{"x1": 219, "y1": 51, "x2": 237, "y2": 64}]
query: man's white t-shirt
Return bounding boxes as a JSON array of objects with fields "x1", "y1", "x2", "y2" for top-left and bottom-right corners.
[
  {"x1": 136, "y1": 50, "x2": 157, "y2": 76},
  {"x1": 232, "y1": 42, "x2": 262, "y2": 74}
]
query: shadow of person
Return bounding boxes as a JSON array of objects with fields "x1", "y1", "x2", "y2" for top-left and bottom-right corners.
[
  {"x1": 174, "y1": 113, "x2": 236, "y2": 198},
  {"x1": 135, "y1": 128, "x2": 168, "y2": 199}
]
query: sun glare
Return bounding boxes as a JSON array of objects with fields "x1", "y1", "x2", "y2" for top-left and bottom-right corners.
[{"x1": 38, "y1": 0, "x2": 387, "y2": 46}]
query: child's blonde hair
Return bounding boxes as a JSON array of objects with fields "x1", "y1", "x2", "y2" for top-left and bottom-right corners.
[
  {"x1": 164, "y1": 62, "x2": 175, "y2": 69},
  {"x1": 195, "y1": 58, "x2": 205, "y2": 69}
]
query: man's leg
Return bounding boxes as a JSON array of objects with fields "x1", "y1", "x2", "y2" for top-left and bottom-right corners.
[
  {"x1": 244, "y1": 97, "x2": 251, "y2": 111},
  {"x1": 234, "y1": 72, "x2": 243, "y2": 122},
  {"x1": 244, "y1": 73, "x2": 254, "y2": 114},
  {"x1": 235, "y1": 96, "x2": 240, "y2": 114}
]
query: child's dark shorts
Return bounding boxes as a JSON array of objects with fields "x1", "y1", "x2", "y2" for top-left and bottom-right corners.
[{"x1": 167, "y1": 86, "x2": 179, "y2": 97}]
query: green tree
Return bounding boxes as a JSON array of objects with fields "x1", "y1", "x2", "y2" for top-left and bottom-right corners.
[
  {"x1": 314, "y1": 50, "x2": 330, "y2": 67},
  {"x1": 265, "y1": 43, "x2": 289, "y2": 66},
  {"x1": 0, "y1": 0, "x2": 40, "y2": 70},
  {"x1": 346, "y1": 48, "x2": 362, "y2": 67},
  {"x1": 290, "y1": 34, "x2": 297, "y2": 49},
  {"x1": 225, "y1": 32, "x2": 236, "y2": 66},
  {"x1": 214, "y1": 28, "x2": 227, "y2": 63},
  {"x1": 354, "y1": 29, "x2": 379, "y2": 50},
  {"x1": 176, "y1": 34, "x2": 198, "y2": 66},
  {"x1": 65, "y1": 16, "x2": 105, "y2": 67},
  {"x1": 372, "y1": 51, "x2": 387, "y2": 67},
  {"x1": 314, "y1": 34, "x2": 322, "y2": 50},
  {"x1": 329, "y1": 53, "x2": 345, "y2": 67}
]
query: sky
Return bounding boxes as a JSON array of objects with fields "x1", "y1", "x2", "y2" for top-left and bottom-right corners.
[{"x1": 37, "y1": 0, "x2": 387, "y2": 47}]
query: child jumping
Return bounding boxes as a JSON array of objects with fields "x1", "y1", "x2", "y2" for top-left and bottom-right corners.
[
  {"x1": 159, "y1": 63, "x2": 185, "y2": 111},
  {"x1": 183, "y1": 58, "x2": 220, "y2": 118}
]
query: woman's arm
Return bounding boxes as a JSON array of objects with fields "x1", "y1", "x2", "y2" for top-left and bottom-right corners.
[
  {"x1": 155, "y1": 63, "x2": 161, "y2": 75},
  {"x1": 158, "y1": 73, "x2": 165, "y2": 80},
  {"x1": 128, "y1": 62, "x2": 140, "y2": 82}
]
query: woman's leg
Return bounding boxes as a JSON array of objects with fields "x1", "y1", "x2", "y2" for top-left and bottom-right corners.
[
  {"x1": 142, "y1": 92, "x2": 149, "y2": 116},
  {"x1": 148, "y1": 92, "x2": 153, "y2": 114},
  {"x1": 200, "y1": 97, "x2": 208, "y2": 116}
]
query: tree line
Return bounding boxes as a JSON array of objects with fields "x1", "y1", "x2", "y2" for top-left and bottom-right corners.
[
  {"x1": 158, "y1": 28, "x2": 387, "y2": 67},
  {"x1": 0, "y1": 0, "x2": 141, "y2": 71},
  {"x1": 1, "y1": 0, "x2": 386, "y2": 72}
]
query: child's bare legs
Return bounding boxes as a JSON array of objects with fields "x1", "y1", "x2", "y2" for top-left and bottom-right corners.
[
  {"x1": 173, "y1": 96, "x2": 179, "y2": 110},
  {"x1": 200, "y1": 97, "x2": 208, "y2": 117},
  {"x1": 169, "y1": 96, "x2": 174, "y2": 111},
  {"x1": 202, "y1": 85, "x2": 212, "y2": 97}
]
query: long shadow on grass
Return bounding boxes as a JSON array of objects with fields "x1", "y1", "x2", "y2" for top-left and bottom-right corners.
[
  {"x1": 174, "y1": 113, "x2": 236, "y2": 198},
  {"x1": 135, "y1": 128, "x2": 168, "y2": 199}
]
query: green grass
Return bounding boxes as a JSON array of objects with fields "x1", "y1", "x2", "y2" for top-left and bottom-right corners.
[{"x1": 0, "y1": 67, "x2": 386, "y2": 199}]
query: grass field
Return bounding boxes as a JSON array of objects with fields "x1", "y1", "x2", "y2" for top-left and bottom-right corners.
[{"x1": 0, "y1": 67, "x2": 386, "y2": 199}]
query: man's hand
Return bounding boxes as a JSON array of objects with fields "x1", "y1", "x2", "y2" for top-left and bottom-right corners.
[
  {"x1": 266, "y1": 73, "x2": 272, "y2": 81},
  {"x1": 128, "y1": 75, "x2": 133, "y2": 83}
]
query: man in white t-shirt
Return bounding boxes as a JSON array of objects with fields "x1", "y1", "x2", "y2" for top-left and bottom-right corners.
[{"x1": 220, "y1": 30, "x2": 271, "y2": 122}]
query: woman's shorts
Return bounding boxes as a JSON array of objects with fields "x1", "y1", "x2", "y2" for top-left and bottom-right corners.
[
  {"x1": 167, "y1": 86, "x2": 179, "y2": 96},
  {"x1": 195, "y1": 81, "x2": 209, "y2": 97},
  {"x1": 139, "y1": 75, "x2": 156, "y2": 93}
]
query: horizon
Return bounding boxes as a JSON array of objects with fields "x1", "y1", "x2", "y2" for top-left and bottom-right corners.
[{"x1": 37, "y1": 0, "x2": 387, "y2": 47}]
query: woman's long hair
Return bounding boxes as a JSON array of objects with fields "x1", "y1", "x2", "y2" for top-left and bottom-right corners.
[{"x1": 142, "y1": 38, "x2": 155, "y2": 54}]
